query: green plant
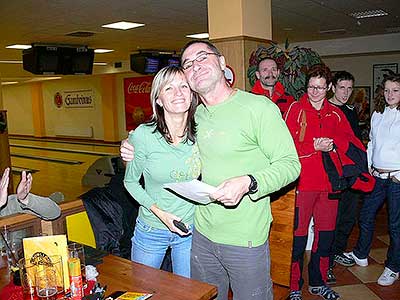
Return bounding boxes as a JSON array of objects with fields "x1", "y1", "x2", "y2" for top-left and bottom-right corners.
[{"x1": 248, "y1": 40, "x2": 322, "y2": 100}]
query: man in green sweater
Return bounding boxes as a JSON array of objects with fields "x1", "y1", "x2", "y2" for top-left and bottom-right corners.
[
  {"x1": 121, "y1": 41, "x2": 300, "y2": 300},
  {"x1": 182, "y1": 41, "x2": 300, "y2": 300}
]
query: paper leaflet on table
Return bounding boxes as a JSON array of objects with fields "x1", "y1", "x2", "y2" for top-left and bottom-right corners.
[
  {"x1": 116, "y1": 292, "x2": 153, "y2": 300},
  {"x1": 163, "y1": 179, "x2": 217, "y2": 205}
]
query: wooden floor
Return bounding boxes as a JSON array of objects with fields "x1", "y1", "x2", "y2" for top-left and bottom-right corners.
[
  {"x1": 9, "y1": 136, "x2": 120, "y2": 201},
  {"x1": 299, "y1": 204, "x2": 400, "y2": 300}
]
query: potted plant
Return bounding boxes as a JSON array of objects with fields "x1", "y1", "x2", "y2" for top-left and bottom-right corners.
[{"x1": 248, "y1": 40, "x2": 322, "y2": 100}]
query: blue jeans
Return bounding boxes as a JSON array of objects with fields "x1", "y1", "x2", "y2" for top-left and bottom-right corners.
[
  {"x1": 354, "y1": 177, "x2": 400, "y2": 272},
  {"x1": 191, "y1": 229, "x2": 273, "y2": 300},
  {"x1": 131, "y1": 218, "x2": 193, "y2": 278}
]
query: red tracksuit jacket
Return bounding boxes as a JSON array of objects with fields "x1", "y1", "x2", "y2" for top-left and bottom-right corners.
[
  {"x1": 251, "y1": 80, "x2": 295, "y2": 115},
  {"x1": 284, "y1": 94, "x2": 358, "y2": 192}
]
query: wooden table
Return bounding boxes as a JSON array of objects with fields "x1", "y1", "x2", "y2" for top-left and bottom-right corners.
[
  {"x1": 0, "y1": 255, "x2": 217, "y2": 300},
  {"x1": 98, "y1": 255, "x2": 217, "y2": 300}
]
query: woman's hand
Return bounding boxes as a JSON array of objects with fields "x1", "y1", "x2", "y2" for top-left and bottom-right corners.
[
  {"x1": 150, "y1": 205, "x2": 190, "y2": 236},
  {"x1": 313, "y1": 137, "x2": 333, "y2": 152}
]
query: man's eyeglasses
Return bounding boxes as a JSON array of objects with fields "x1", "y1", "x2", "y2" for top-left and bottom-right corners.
[
  {"x1": 307, "y1": 86, "x2": 327, "y2": 92},
  {"x1": 182, "y1": 52, "x2": 219, "y2": 70}
]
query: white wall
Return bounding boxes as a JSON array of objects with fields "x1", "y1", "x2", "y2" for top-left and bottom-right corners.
[
  {"x1": 323, "y1": 53, "x2": 400, "y2": 86},
  {"x1": 42, "y1": 77, "x2": 104, "y2": 139},
  {"x1": 291, "y1": 33, "x2": 400, "y2": 57},
  {"x1": 2, "y1": 71, "x2": 142, "y2": 141},
  {"x1": 2, "y1": 85, "x2": 34, "y2": 135}
]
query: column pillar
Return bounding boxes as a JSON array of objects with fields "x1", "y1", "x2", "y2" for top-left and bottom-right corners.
[
  {"x1": 101, "y1": 74, "x2": 119, "y2": 142},
  {"x1": 208, "y1": 0, "x2": 272, "y2": 90},
  {"x1": 0, "y1": 110, "x2": 14, "y2": 193},
  {"x1": 31, "y1": 82, "x2": 46, "y2": 137},
  {"x1": 0, "y1": 77, "x2": 13, "y2": 192}
]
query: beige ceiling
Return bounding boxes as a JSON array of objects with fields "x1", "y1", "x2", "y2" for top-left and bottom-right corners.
[{"x1": 0, "y1": 0, "x2": 399, "y2": 81}]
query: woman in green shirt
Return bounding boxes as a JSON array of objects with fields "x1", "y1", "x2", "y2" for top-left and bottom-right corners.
[{"x1": 124, "y1": 66, "x2": 201, "y2": 277}]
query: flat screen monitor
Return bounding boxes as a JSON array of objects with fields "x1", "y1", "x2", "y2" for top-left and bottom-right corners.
[
  {"x1": 144, "y1": 57, "x2": 160, "y2": 74},
  {"x1": 167, "y1": 58, "x2": 180, "y2": 67}
]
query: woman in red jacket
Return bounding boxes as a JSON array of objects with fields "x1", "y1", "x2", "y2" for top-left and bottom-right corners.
[{"x1": 284, "y1": 65, "x2": 356, "y2": 300}]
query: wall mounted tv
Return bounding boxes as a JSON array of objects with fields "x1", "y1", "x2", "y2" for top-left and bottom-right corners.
[
  {"x1": 130, "y1": 53, "x2": 181, "y2": 74},
  {"x1": 23, "y1": 45, "x2": 94, "y2": 75}
]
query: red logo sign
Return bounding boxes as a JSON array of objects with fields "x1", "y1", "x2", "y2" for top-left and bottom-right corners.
[
  {"x1": 123, "y1": 76, "x2": 154, "y2": 130},
  {"x1": 54, "y1": 92, "x2": 63, "y2": 108}
]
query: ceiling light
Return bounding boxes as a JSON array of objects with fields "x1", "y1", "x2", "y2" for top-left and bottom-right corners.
[
  {"x1": 0, "y1": 60, "x2": 23, "y2": 64},
  {"x1": 6, "y1": 44, "x2": 32, "y2": 50},
  {"x1": 1, "y1": 81, "x2": 18, "y2": 85},
  {"x1": 26, "y1": 77, "x2": 62, "y2": 82},
  {"x1": 94, "y1": 49, "x2": 114, "y2": 53},
  {"x1": 319, "y1": 28, "x2": 346, "y2": 34},
  {"x1": 350, "y1": 9, "x2": 388, "y2": 19},
  {"x1": 93, "y1": 62, "x2": 108, "y2": 66},
  {"x1": 186, "y1": 33, "x2": 209, "y2": 39},
  {"x1": 102, "y1": 21, "x2": 145, "y2": 30}
]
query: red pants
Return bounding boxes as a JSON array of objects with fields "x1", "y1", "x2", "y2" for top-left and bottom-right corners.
[{"x1": 290, "y1": 191, "x2": 339, "y2": 290}]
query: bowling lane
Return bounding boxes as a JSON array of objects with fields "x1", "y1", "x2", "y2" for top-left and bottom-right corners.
[{"x1": 10, "y1": 141, "x2": 116, "y2": 201}]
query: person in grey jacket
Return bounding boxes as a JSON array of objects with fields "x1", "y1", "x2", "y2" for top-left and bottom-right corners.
[{"x1": 0, "y1": 167, "x2": 61, "y2": 220}]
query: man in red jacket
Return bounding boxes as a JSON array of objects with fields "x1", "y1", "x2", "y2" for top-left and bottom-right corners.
[{"x1": 251, "y1": 57, "x2": 295, "y2": 114}]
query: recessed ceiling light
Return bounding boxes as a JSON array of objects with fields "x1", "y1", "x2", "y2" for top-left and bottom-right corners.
[
  {"x1": 1, "y1": 81, "x2": 18, "y2": 85},
  {"x1": 94, "y1": 49, "x2": 114, "y2": 53},
  {"x1": 0, "y1": 60, "x2": 23, "y2": 64},
  {"x1": 102, "y1": 21, "x2": 145, "y2": 30},
  {"x1": 93, "y1": 62, "x2": 108, "y2": 66},
  {"x1": 186, "y1": 33, "x2": 209, "y2": 39},
  {"x1": 350, "y1": 9, "x2": 388, "y2": 19},
  {"x1": 6, "y1": 44, "x2": 32, "y2": 50}
]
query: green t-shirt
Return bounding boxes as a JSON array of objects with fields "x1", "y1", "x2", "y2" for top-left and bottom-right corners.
[
  {"x1": 194, "y1": 90, "x2": 300, "y2": 247},
  {"x1": 124, "y1": 124, "x2": 201, "y2": 229}
]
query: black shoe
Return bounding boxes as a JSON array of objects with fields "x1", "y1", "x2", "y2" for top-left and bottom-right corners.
[
  {"x1": 327, "y1": 267, "x2": 336, "y2": 285},
  {"x1": 309, "y1": 285, "x2": 340, "y2": 300},
  {"x1": 334, "y1": 253, "x2": 355, "y2": 267},
  {"x1": 289, "y1": 290, "x2": 302, "y2": 300}
]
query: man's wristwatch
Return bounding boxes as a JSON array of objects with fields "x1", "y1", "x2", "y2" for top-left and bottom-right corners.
[{"x1": 247, "y1": 175, "x2": 258, "y2": 194}]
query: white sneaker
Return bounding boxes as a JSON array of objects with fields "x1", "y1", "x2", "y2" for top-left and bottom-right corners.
[
  {"x1": 378, "y1": 267, "x2": 399, "y2": 286},
  {"x1": 343, "y1": 251, "x2": 368, "y2": 267}
]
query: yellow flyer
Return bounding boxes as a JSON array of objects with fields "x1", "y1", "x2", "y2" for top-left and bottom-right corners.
[
  {"x1": 116, "y1": 292, "x2": 153, "y2": 300},
  {"x1": 23, "y1": 234, "x2": 70, "y2": 289}
]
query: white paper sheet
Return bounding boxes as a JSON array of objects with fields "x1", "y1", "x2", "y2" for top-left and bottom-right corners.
[{"x1": 163, "y1": 179, "x2": 217, "y2": 205}]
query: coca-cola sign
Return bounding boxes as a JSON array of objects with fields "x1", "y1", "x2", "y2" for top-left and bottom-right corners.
[
  {"x1": 127, "y1": 81, "x2": 152, "y2": 94},
  {"x1": 124, "y1": 76, "x2": 154, "y2": 130}
]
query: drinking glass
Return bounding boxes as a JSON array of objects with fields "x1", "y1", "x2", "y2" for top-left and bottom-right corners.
[
  {"x1": 48, "y1": 255, "x2": 65, "y2": 297},
  {"x1": 35, "y1": 268, "x2": 58, "y2": 300},
  {"x1": 19, "y1": 258, "x2": 38, "y2": 300},
  {"x1": 67, "y1": 243, "x2": 86, "y2": 286}
]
